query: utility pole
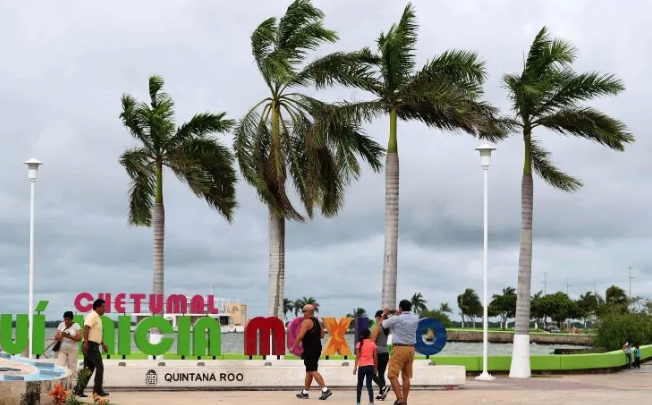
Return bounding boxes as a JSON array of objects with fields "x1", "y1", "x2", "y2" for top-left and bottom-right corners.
[
  {"x1": 628, "y1": 266, "x2": 634, "y2": 298},
  {"x1": 628, "y1": 266, "x2": 635, "y2": 310},
  {"x1": 543, "y1": 272, "x2": 547, "y2": 295},
  {"x1": 566, "y1": 277, "x2": 570, "y2": 296}
]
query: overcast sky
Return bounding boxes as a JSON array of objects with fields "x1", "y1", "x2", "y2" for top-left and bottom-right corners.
[{"x1": 1, "y1": 0, "x2": 650, "y2": 322}]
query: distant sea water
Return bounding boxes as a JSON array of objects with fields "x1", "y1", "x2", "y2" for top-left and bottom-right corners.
[{"x1": 38, "y1": 328, "x2": 583, "y2": 357}]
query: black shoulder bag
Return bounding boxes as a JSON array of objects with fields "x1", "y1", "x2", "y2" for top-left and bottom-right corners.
[{"x1": 52, "y1": 327, "x2": 68, "y2": 352}]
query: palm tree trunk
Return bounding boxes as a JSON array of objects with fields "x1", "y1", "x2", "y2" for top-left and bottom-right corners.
[
  {"x1": 267, "y1": 101, "x2": 286, "y2": 319},
  {"x1": 267, "y1": 209, "x2": 285, "y2": 318},
  {"x1": 150, "y1": 161, "x2": 165, "y2": 347},
  {"x1": 153, "y1": 161, "x2": 165, "y2": 304},
  {"x1": 381, "y1": 108, "x2": 399, "y2": 309},
  {"x1": 510, "y1": 133, "x2": 534, "y2": 379}
]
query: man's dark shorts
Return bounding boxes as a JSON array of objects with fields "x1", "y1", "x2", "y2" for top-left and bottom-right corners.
[{"x1": 302, "y1": 350, "x2": 320, "y2": 372}]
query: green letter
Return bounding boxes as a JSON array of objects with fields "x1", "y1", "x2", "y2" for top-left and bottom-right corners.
[
  {"x1": 74, "y1": 314, "x2": 84, "y2": 354},
  {"x1": 0, "y1": 314, "x2": 28, "y2": 355},
  {"x1": 134, "y1": 316, "x2": 174, "y2": 356},
  {"x1": 100, "y1": 316, "x2": 115, "y2": 354},
  {"x1": 118, "y1": 315, "x2": 132, "y2": 356},
  {"x1": 176, "y1": 316, "x2": 191, "y2": 357},
  {"x1": 193, "y1": 317, "x2": 221, "y2": 357},
  {"x1": 32, "y1": 312, "x2": 46, "y2": 355}
]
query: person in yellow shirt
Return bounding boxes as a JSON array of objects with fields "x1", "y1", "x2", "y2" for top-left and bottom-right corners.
[{"x1": 74, "y1": 299, "x2": 109, "y2": 398}]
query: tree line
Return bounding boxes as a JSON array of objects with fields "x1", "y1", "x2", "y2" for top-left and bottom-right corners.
[
  {"x1": 455, "y1": 285, "x2": 646, "y2": 330},
  {"x1": 114, "y1": 0, "x2": 634, "y2": 379}
]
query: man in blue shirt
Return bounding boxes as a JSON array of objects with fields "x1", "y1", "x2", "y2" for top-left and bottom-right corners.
[{"x1": 381, "y1": 300, "x2": 419, "y2": 405}]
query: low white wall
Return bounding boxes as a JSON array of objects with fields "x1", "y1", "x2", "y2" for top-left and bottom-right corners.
[{"x1": 84, "y1": 360, "x2": 465, "y2": 390}]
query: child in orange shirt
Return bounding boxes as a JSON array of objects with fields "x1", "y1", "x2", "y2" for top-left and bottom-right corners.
[{"x1": 354, "y1": 329, "x2": 378, "y2": 405}]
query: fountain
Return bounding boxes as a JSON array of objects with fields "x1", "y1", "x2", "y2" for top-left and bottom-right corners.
[{"x1": 0, "y1": 352, "x2": 72, "y2": 405}]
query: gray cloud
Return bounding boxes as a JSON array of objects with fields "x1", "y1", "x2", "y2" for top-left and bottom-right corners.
[{"x1": 1, "y1": 0, "x2": 651, "y2": 324}]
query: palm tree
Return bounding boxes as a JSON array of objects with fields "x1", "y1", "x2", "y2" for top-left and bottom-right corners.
[
  {"x1": 325, "y1": 3, "x2": 506, "y2": 309},
  {"x1": 119, "y1": 75, "x2": 237, "y2": 303},
  {"x1": 346, "y1": 308, "x2": 367, "y2": 318},
  {"x1": 410, "y1": 292, "x2": 427, "y2": 314},
  {"x1": 234, "y1": 0, "x2": 384, "y2": 319},
  {"x1": 439, "y1": 303, "x2": 452, "y2": 314},
  {"x1": 605, "y1": 285, "x2": 628, "y2": 306},
  {"x1": 490, "y1": 287, "x2": 517, "y2": 329},
  {"x1": 505, "y1": 27, "x2": 633, "y2": 379},
  {"x1": 530, "y1": 291, "x2": 546, "y2": 329},
  {"x1": 457, "y1": 288, "x2": 481, "y2": 329},
  {"x1": 293, "y1": 296, "x2": 320, "y2": 315},
  {"x1": 283, "y1": 298, "x2": 294, "y2": 319},
  {"x1": 293, "y1": 298, "x2": 304, "y2": 317}
]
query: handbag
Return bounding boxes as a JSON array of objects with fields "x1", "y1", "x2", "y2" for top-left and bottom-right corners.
[{"x1": 53, "y1": 327, "x2": 68, "y2": 352}]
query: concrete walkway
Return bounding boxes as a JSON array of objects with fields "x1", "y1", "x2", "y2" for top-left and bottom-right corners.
[{"x1": 80, "y1": 365, "x2": 652, "y2": 405}]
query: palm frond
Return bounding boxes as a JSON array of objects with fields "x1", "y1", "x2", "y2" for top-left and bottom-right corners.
[
  {"x1": 252, "y1": 17, "x2": 278, "y2": 65},
  {"x1": 396, "y1": 81, "x2": 489, "y2": 135},
  {"x1": 523, "y1": 27, "x2": 576, "y2": 79},
  {"x1": 535, "y1": 71, "x2": 625, "y2": 115},
  {"x1": 292, "y1": 48, "x2": 382, "y2": 94},
  {"x1": 277, "y1": 0, "x2": 337, "y2": 64},
  {"x1": 283, "y1": 96, "x2": 385, "y2": 217},
  {"x1": 529, "y1": 139, "x2": 582, "y2": 192},
  {"x1": 148, "y1": 75, "x2": 166, "y2": 105},
  {"x1": 536, "y1": 107, "x2": 633, "y2": 151},
  {"x1": 168, "y1": 112, "x2": 235, "y2": 151},
  {"x1": 251, "y1": 17, "x2": 293, "y2": 89},
  {"x1": 166, "y1": 138, "x2": 238, "y2": 221},
  {"x1": 234, "y1": 106, "x2": 304, "y2": 221},
  {"x1": 398, "y1": 49, "x2": 490, "y2": 130},
  {"x1": 119, "y1": 94, "x2": 153, "y2": 150},
  {"x1": 119, "y1": 148, "x2": 155, "y2": 226},
  {"x1": 378, "y1": 2, "x2": 418, "y2": 91},
  {"x1": 406, "y1": 49, "x2": 487, "y2": 97}
]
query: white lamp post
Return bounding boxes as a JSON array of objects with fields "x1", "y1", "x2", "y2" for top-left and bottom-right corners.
[
  {"x1": 25, "y1": 158, "x2": 42, "y2": 359},
  {"x1": 474, "y1": 144, "x2": 495, "y2": 381}
]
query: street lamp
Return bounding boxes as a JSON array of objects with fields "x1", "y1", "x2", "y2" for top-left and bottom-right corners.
[
  {"x1": 474, "y1": 144, "x2": 495, "y2": 381},
  {"x1": 25, "y1": 158, "x2": 42, "y2": 358}
]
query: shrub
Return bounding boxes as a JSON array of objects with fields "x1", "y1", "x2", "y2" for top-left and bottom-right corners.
[
  {"x1": 418, "y1": 310, "x2": 452, "y2": 328},
  {"x1": 594, "y1": 312, "x2": 652, "y2": 351}
]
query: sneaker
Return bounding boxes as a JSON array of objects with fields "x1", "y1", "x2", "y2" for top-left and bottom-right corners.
[
  {"x1": 379, "y1": 386, "x2": 391, "y2": 400},
  {"x1": 319, "y1": 389, "x2": 333, "y2": 400},
  {"x1": 393, "y1": 400, "x2": 406, "y2": 405},
  {"x1": 296, "y1": 392, "x2": 309, "y2": 399}
]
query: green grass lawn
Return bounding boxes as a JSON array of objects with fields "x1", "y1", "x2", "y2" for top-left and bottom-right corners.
[
  {"x1": 104, "y1": 352, "x2": 431, "y2": 361},
  {"x1": 447, "y1": 327, "x2": 594, "y2": 335}
]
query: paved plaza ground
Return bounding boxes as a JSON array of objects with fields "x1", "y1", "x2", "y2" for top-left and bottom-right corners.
[{"x1": 81, "y1": 365, "x2": 651, "y2": 405}]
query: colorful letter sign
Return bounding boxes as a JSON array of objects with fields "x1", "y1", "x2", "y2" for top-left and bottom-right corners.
[
  {"x1": 414, "y1": 318, "x2": 447, "y2": 356},
  {"x1": 286, "y1": 317, "x2": 305, "y2": 356},
  {"x1": 1, "y1": 294, "x2": 448, "y2": 359},
  {"x1": 322, "y1": 317, "x2": 352, "y2": 356},
  {"x1": 73, "y1": 292, "x2": 219, "y2": 314},
  {"x1": 244, "y1": 317, "x2": 285, "y2": 356}
]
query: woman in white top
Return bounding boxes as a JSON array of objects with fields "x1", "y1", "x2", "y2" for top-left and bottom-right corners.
[{"x1": 54, "y1": 311, "x2": 82, "y2": 374}]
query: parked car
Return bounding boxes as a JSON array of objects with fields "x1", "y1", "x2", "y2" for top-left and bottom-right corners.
[{"x1": 548, "y1": 325, "x2": 561, "y2": 333}]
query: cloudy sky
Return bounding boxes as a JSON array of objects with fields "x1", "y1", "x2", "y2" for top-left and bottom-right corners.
[{"x1": 1, "y1": 0, "x2": 650, "y2": 322}]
